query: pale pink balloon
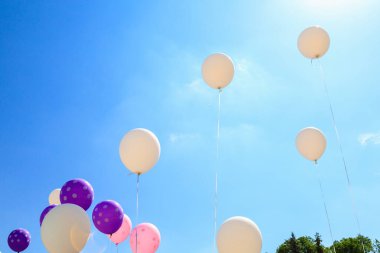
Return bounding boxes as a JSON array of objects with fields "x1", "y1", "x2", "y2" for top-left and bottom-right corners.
[
  {"x1": 130, "y1": 223, "x2": 161, "y2": 253},
  {"x1": 108, "y1": 214, "x2": 132, "y2": 245}
]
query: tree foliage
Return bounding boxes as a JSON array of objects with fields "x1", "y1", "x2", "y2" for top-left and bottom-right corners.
[
  {"x1": 315, "y1": 233, "x2": 324, "y2": 253},
  {"x1": 331, "y1": 235, "x2": 373, "y2": 253},
  {"x1": 277, "y1": 233, "x2": 377, "y2": 253}
]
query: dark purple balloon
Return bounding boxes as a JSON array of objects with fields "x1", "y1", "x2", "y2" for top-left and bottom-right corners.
[
  {"x1": 60, "y1": 178, "x2": 94, "y2": 211},
  {"x1": 39, "y1": 205, "x2": 57, "y2": 226},
  {"x1": 92, "y1": 200, "x2": 124, "y2": 235},
  {"x1": 8, "y1": 229, "x2": 31, "y2": 252}
]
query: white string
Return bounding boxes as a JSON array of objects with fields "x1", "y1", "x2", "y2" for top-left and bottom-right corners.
[
  {"x1": 316, "y1": 59, "x2": 365, "y2": 253},
  {"x1": 314, "y1": 161, "x2": 337, "y2": 253},
  {"x1": 214, "y1": 88, "x2": 222, "y2": 253},
  {"x1": 136, "y1": 174, "x2": 140, "y2": 253}
]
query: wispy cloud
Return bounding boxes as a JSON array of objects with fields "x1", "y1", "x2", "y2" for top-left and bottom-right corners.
[
  {"x1": 222, "y1": 123, "x2": 256, "y2": 138},
  {"x1": 169, "y1": 132, "x2": 201, "y2": 144},
  {"x1": 236, "y1": 58, "x2": 249, "y2": 72},
  {"x1": 358, "y1": 131, "x2": 380, "y2": 145},
  {"x1": 221, "y1": 123, "x2": 259, "y2": 149},
  {"x1": 187, "y1": 79, "x2": 210, "y2": 97}
]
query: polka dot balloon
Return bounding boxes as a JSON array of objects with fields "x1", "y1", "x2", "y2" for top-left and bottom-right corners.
[
  {"x1": 39, "y1": 205, "x2": 56, "y2": 226},
  {"x1": 60, "y1": 178, "x2": 94, "y2": 211},
  {"x1": 92, "y1": 200, "x2": 124, "y2": 235},
  {"x1": 130, "y1": 223, "x2": 161, "y2": 253},
  {"x1": 8, "y1": 229, "x2": 31, "y2": 252}
]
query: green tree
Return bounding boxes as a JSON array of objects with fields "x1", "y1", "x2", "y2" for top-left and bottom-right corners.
[
  {"x1": 277, "y1": 233, "x2": 300, "y2": 253},
  {"x1": 315, "y1": 233, "x2": 324, "y2": 253},
  {"x1": 276, "y1": 233, "x2": 377, "y2": 253},
  {"x1": 277, "y1": 233, "x2": 316, "y2": 253},
  {"x1": 289, "y1": 233, "x2": 300, "y2": 253},
  {"x1": 373, "y1": 239, "x2": 380, "y2": 253},
  {"x1": 329, "y1": 235, "x2": 373, "y2": 253},
  {"x1": 297, "y1": 236, "x2": 316, "y2": 253}
]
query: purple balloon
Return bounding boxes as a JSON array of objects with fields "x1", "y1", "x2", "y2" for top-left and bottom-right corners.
[
  {"x1": 60, "y1": 178, "x2": 94, "y2": 211},
  {"x1": 8, "y1": 229, "x2": 31, "y2": 252},
  {"x1": 39, "y1": 205, "x2": 57, "y2": 226},
  {"x1": 92, "y1": 200, "x2": 124, "y2": 235}
]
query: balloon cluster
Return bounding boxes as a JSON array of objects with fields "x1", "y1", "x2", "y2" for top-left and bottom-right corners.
[
  {"x1": 6, "y1": 25, "x2": 331, "y2": 253},
  {"x1": 201, "y1": 25, "x2": 331, "y2": 253},
  {"x1": 9, "y1": 128, "x2": 162, "y2": 253},
  {"x1": 39, "y1": 179, "x2": 94, "y2": 253},
  {"x1": 38, "y1": 178, "x2": 137, "y2": 253}
]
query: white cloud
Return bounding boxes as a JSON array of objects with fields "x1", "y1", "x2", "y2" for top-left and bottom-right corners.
[
  {"x1": 358, "y1": 132, "x2": 380, "y2": 145},
  {"x1": 222, "y1": 123, "x2": 256, "y2": 138},
  {"x1": 236, "y1": 58, "x2": 249, "y2": 72},
  {"x1": 221, "y1": 123, "x2": 258, "y2": 149},
  {"x1": 187, "y1": 79, "x2": 209, "y2": 96},
  {"x1": 169, "y1": 133, "x2": 201, "y2": 144}
]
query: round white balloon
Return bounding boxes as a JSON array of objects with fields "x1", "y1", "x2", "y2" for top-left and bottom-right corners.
[
  {"x1": 298, "y1": 26, "x2": 330, "y2": 59},
  {"x1": 41, "y1": 204, "x2": 91, "y2": 253},
  {"x1": 119, "y1": 128, "x2": 161, "y2": 174},
  {"x1": 296, "y1": 127, "x2": 327, "y2": 162},
  {"x1": 49, "y1": 188, "x2": 61, "y2": 205},
  {"x1": 217, "y1": 216, "x2": 262, "y2": 253},
  {"x1": 202, "y1": 53, "x2": 235, "y2": 89}
]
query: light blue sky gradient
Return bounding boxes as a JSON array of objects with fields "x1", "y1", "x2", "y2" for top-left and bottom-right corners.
[{"x1": 1, "y1": 1, "x2": 380, "y2": 252}]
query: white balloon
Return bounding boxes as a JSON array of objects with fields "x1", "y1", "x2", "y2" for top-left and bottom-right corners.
[
  {"x1": 202, "y1": 53, "x2": 235, "y2": 89},
  {"x1": 41, "y1": 204, "x2": 91, "y2": 253},
  {"x1": 49, "y1": 188, "x2": 61, "y2": 205},
  {"x1": 119, "y1": 128, "x2": 161, "y2": 174},
  {"x1": 298, "y1": 26, "x2": 330, "y2": 59},
  {"x1": 217, "y1": 216, "x2": 262, "y2": 253},
  {"x1": 296, "y1": 127, "x2": 327, "y2": 162}
]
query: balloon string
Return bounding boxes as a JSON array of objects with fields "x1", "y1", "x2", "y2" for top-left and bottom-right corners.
[
  {"x1": 136, "y1": 173, "x2": 140, "y2": 253},
  {"x1": 316, "y1": 60, "x2": 365, "y2": 252},
  {"x1": 314, "y1": 162, "x2": 337, "y2": 253},
  {"x1": 214, "y1": 88, "x2": 222, "y2": 253}
]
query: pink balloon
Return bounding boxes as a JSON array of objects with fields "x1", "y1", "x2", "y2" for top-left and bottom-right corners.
[
  {"x1": 130, "y1": 223, "x2": 161, "y2": 253},
  {"x1": 108, "y1": 214, "x2": 132, "y2": 245}
]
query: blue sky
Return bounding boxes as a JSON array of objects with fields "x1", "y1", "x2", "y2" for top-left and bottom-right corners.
[{"x1": 1, "y1": 1, "x2": 380, "y2": 253}]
